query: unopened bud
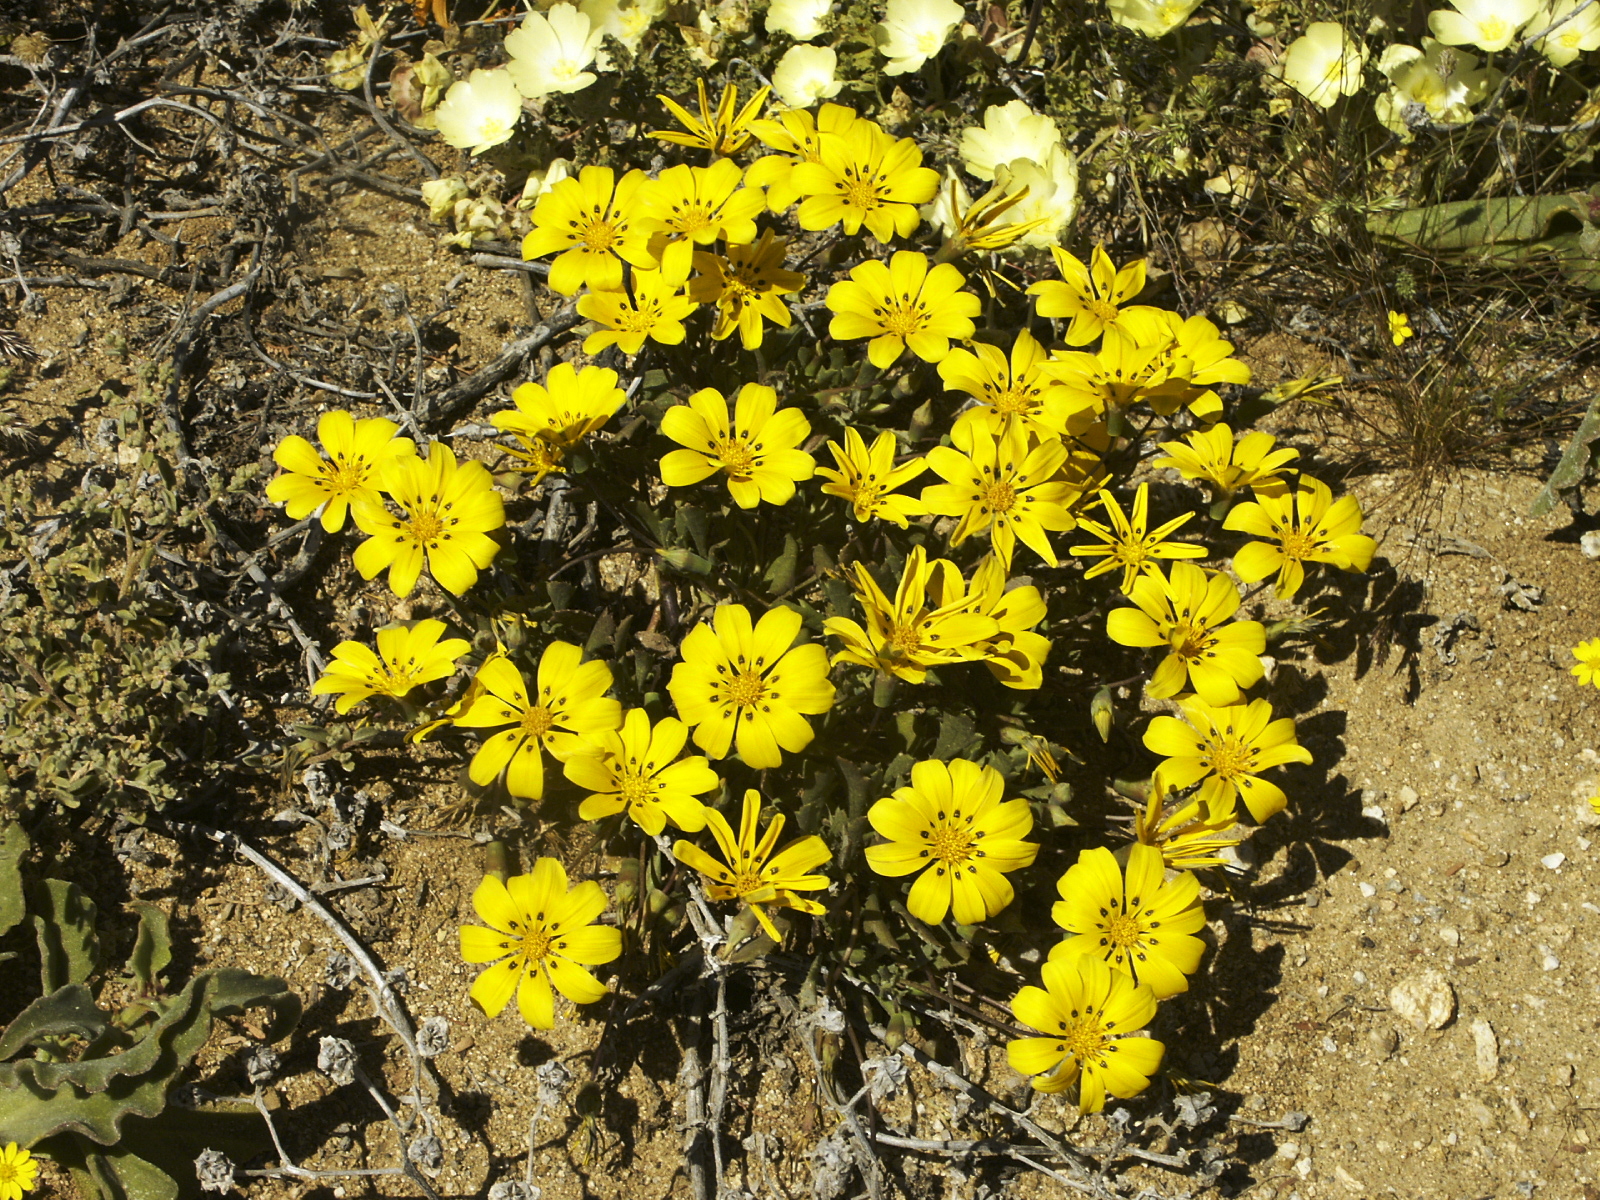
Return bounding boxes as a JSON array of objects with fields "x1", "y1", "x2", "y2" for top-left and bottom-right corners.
[{"x1": 1091, "y1": 687, "x2": 1114, "y2": 742}]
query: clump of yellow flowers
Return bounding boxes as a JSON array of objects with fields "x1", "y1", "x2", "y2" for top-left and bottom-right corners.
[{"x1": 259, "y1": 76, "x2": 1381, "y2": 1125}]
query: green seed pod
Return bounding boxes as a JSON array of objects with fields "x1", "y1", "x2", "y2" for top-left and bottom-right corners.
[{"x1": 1091, "y1": 687, "x2": 1114, "y2": 742}]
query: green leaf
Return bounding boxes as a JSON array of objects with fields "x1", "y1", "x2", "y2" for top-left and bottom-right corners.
[
  {"x1": 124, "y1": 902, "x2": 173, "y2": 995},
  {"x1": 932, "y1": 711, "x2": 981, "y2": 762},
  {"x1": 33, "y1": 879, "x2": 100, "y2": 992},
  {"x1": 0, "y1": 822, "x2": 26, "y2": 939},
  {"x1": 0, "y1": 985, "x2": 110, "y2": 1061},
  {"x1": 763, "y1": 534, "x2": 799, "y2": 596},
  {"x1": 1530, "y1": 397, "x2": 1600, "y2": 516}
]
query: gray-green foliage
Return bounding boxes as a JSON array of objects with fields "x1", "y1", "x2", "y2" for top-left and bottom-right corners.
[
  {"x1": 0, "y1": 820, "x2": 300, "y2": 1200},
  {"x1": 0, "y1": 373, "x2": 253, "y2": 818}
]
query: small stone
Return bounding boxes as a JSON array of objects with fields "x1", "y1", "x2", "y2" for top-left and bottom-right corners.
[
  {"x1": 1359, "y1": 882, "x2": 1377, "y2": 898},
  {"x1": 1276, "y1": 1141, "x2": 1302, "y2": 1161},
  {"x1": 1539, "y1": 948, "x2": 1560, "y2": 971},
  {"x1": 1363, "y1": 804, "x2": 1386, "y2": 823},
  {"x1": 1352, "y1": 970, "x2": 1368, "y2": 985},
  {"x1": 1303, "y1": 890, "x2": 1321, "y2": 909},
  {"x1": 1439, "y1": 925, "x2": 1461, "y2": 948},
  {"x1": 1389, "y1": 970, "x2": 1455, "y2": 1030},
  {"x1": 1541, "y1": 852, "x2": 1566, "y2": 870},
  {"x1": 1397, "y1": 785, "x2": 1420, "y2": 813},
  {"x1": 1369, "y1": 1027, "x2": 1399, "y2": 1060},
  {"x1": 1553, "y1": 1064, "x2": 1576, "y2": 1087},
  {"x1": 1472, "y1": 1018, "x2": 1499, "y2": 1082},
  {"x1": 1581, "y1": 530, "x2": 1600, "y2": 559},
  {"x1": 1335, "y1": 1166, "x2": 1366, "y2": 1192}
]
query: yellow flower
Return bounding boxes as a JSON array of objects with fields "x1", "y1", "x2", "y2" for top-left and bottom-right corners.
[
  {"x1": 823, "y1": 546, "x2": 1000, "y2": 683},
  {"x1": 577, "y1": 269, "x2": 699, "y2": 356},
  {"x1": 521, "y1": 166, "x2": 655, "y2": 296},
  {"x1": 1571, "y1": 637, "x2": 1600, "y2": 688},
  {"x1": 1223, "y1": 474, "x2": 1377, "y2": 599},
  {"x1": 1050, "y1": 843, "x2": 1206, "y2": 999},
  {"x1": 1152, "y1": 423, "x2": 1300, "y2": 503},
  {"x1": 667, "y1": 603, "x2": 836, "y2": 768},
  {"x1": 0, "y1": 1144, "x2": 37, "y2": 1200},
  {"x1": 564, "y1": 708, "x2": 718, "y2": 836},
  {"x1": 825, "y1": 250, "x2": 979, "y2": 369},
  {"x1": 816, "y1": 427, "x2": 927, "y2": 527},
  {"x1": 1132, "y1": 780, "x2": 1244, "y2": 872},
  {"x1": 1105, "y1": 561, "x2": 1266, "y2": 704},
  {"x1": 1126, "y1": 307, "x2": 1253, "y2": 420},
  {"x1": 672, "y1": 789, "x2": 831, "y2": 941},
  {"x1": 266, "y1": 411, "x2": 414, "y2": 533},
  {"x1": 689, "y1": 231, "x2": 807, "y2": 349},
  {"x1": 939, "y1": 329, "x2": 1081, "y2": 440},
  {"x1": 922, "y1": 169, "x2": 1048, "y2": 259},
  {"x1": 1388, "y1": 309, "x2": 1415, "y2": 345},
  {"x1": 1007, "y1": 955, "x2": 1164, "y2": 1111},
  {"x1": 650, "y1": 79, "x2": 769, "y2": 155},
  {"x1": 1069, "y1": 483, "x2": 1206, "y2": 594},
  {"x1": 459, "y1": 859, "x2": 621, "y2": 1028},
  {"x1": 1028, "y1": 246, "x2": 1148, "y2": 346},
  {"x1": 745, "y1": 102, "x2": 859, "y2": 212},
  {"x1": 791, "y1": 119, "x2": 940, "y2": 243},
  {"x1": 921, "y1": 422, "x2": 1078, "y2": 569},
  {"x1": 865, "y1": 757, "x2": 1038, "y2": 925},
  {"x1": 1046, "y1": 329, "x2": 1189, "y2": 418},
  {"x1": 452, "y1": 643, "x2": 622, "y2": 800},
  {"x1": 659, "y1": 384, "x2": 815, "y2": 508},
  {"x1": 350, "y1": 443, "x2": 504, "y2": 598},
  {"x1": 950, "y1": 555, "x2": 1052, "y2": 690},
  {"x1": 636, "y1": 159, "x2": 766, "y2": 280},
  {"x1": 491, "y1": 363, "x2": 627, "y2": 486},
  {"x1": 1144, "y1": 695, "x2": 1313, "y2": 823},
  {"x1": 312, "y1": 620, "x2": 471, "y2": 714}
]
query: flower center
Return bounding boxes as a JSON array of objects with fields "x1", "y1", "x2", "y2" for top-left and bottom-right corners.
[
  {"x1": 618, "y1": 771, "x2": 655, "y2": 810},
  {"x1": 915, "y1": 31, "x2": 939, "y2": 52},
  {"x1": 520, "y1": 925, "x2": 554, "y2": 962},
  {"x1": 1103, "y1": 910, "x2": 1143, "y2": 949},
  {"x1": 377, "y1": 665, "x2": 419, "y2": 695},
  {"x1": 724, "y1": 669, "x2": 767, "y2": 707},
  {"x1": 408, "y1": 511, "x2": 446, "y2": 544},
  {"x1": 1090, "y1": 298, "x2": 1120, "y2": 324},
  {"x1": 989, "y1": 384, "x2": 1038, "y2": 415},
  {"x1": 553, "y1": 57, "x2": 580, "y2": 80},
  {"x1": 614, "y1": 299, "x2": 662, "y2": 332},
  {"x1": 579, "y1": 217, "x2": 620, "y2": 253},
  {"x1": 521, "y1": 705, "x2": 556, "y2": 739},
  {"x1": 1111, "y1": 540, "x2": 1149, "y2": 568},
  {"x1": 1169, "y1": 619, "x2": 1211, "y2": 661},
  {"x1": 841, "y1": 175, "x2": 883, "y2": 211},
  {"x1": 718, "y1": 439, "x2": 758, "y2": 478},
  {"x1": 1278, "y1": 529, "x2": 1319, "y2": 560},
  {"x1": 1478, "y1": 15, "x2": 1506, "y2": 41},
  {"x1": 926, "y1": 821, "x2": 975, "y2": 865},
  {"x1": 1203, "y1": 734, "x2": 1254, "y2": 781},
  {"x1": 982, "y1": 480, "x2": 1018, "y2": 513},
  {"x1": 879, "y1": 301, "x2": 926, "y2": 337},
  {"x1": 1059, "y1": 1009, "x2": 1112, "y2": 1062},
  {"x1": 480, "y1": 116, "x2": 508, "y2": 141},
  {"x1": 675, "y1": 204, "x2": 715, "y2": 236},
  {"x1": 887, "y1": 621, "x2": 924, "y2": 653},
  {"x1": 325, "y1": 454, "x2": 369, "y2": 495}
]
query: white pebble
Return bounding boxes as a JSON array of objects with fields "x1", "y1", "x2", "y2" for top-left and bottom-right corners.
[
  {"x1": 1439, "y1": 926, "x2": 1461, "y2": 948},
  {"x1": 1352, "y1": 970, "x2": 1367, "y2": 985},
  {"x1": 1363, "y1": 804, "x2": 1386, "y2": 822},
  {"x1": 1541, "y1": 852, "x2": 1566, "y2": 870},
  {"x1": 1526, "y1": 890, "x2": 1543, "y2": 904},
  {"x1": 1276, "y1": 1141, "x2": 1301, "y2": 1161},
  {"x1": 1540, "y1": 947, "x2": 1560, "y2": 971},
  {"x1": 1359, "y1": 882, "x2": 1377, "y2": 897}
]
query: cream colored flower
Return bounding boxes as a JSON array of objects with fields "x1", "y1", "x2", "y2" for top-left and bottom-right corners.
[
  {"x1": 1427, "y1": 0, "x2": 1540, "y2": 50},
  {"x1": 421, "y1": 176, "x2": 469, "y2": 223},
  {"x1": 772, "y1": 45, "x2": 843, "y2": 107},
  {"x1": 959, "y1": 100, "x2": 1061, "y2": 182},
  {"x1": 767, "y1": 0, "x2": 834, "y2": 39},
  {"x1": 505, "y1": 3, "x2": 607, "y2": 98},
  {"x1": 1529, "y1": 0, "x2": 1600, "y2": 64},
  {"x1": 874, "y1": 0, "x2": 965, "y2": 75},
  {"x1": 992, "y1": 147, "x2": 1080, "y2": 249},
  {"x1": 518, "y1": 158, "x2": 575, "y2": 209},
  {"x1": 1107, "y1": 0, "x2": 1203, "y2": 37},
  {"x1": 1280, "y1": 23, "x2": 1368, "y2": 107},
  {"x1": 581, "y1": 0, "x2": 666, "y2": 53},
  {"x1": 434, "y1": 69, "x2": 524, "y2": 154},
  {"x1": 1373, "y1": 39, "x2": 1501, "y2": 135}
]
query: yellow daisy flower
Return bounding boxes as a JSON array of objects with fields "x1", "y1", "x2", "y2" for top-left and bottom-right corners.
[
  {"x1": 1007, "y1": 955, "x2": 1164, "y2": 1112},
  {"x1": 491, "y1": 363, "x2": 627, "y2": 486},
  {"x1": 790, "y1": 119, "x2": 939, "y2": 243},
  {"x1": 0, "y1": 1144, "x2": 37, "y2": 1200},
  {"x1": 690, "y1": 231, "x2": 807, "y2": 349},
  {"x1": 577, "y1": 269, "x2": 699, "y2": 356},
  {"x1": 452, "y1": 642, "x2": 622, "y2": 800},
  {"x1": 1121, "y1": 307, "x2": 1252, "y2": 421},
  {"x1": 636, "y1": 159, "x2": 766, "y2": 280},
  {"x1": 266, "y1": 411, "x2": 414, "y2": 533},
  {"x1": 825, "y1": 250, "x2": 979, "y2": 368},
  {"x1": 650, "y1": 79, "x2": 770, "y2": 156},
  {"x1": 745, "y1": 102, "x2": 860, "y2": 212},
  {"x1": 924, "y1": 169, "x2": 1048, "y2": 259},
  {"x1": 921, "y1": 422, "x2": 1077, "y2": 569},
  {"x1": 459, "y1": 859, "x2": 621, "y2": 1029},
  {"x1": 939, "y1": 329, "x2": 1079, "y2": 440},
  {"x1": 659, "y1": 383, "x2": 815, "y2": 508},
  {"x1": 864, "y1": 757, "x2": 1038, "y2": 925},
  {"x1": 350, "y1": 443, "x2": 504, "y2": 598},
  {"x1": 1046, "y1": 328, "x2": 1191, "y2": 421},
  {"x1": 563, "y1": 708, "x2": 718, "y2": 836},
  {"x1": 521, "y1": 165, "x2": 655, "y2": 296},
  {"x1": 667, "y1": 603, "x2": 836, "y2": 768},
  {"x1": 816, "y1": 427, "x2": 927, "y2": 527},
  {"x1": 311, "y1": 619, "x2": 471, "y2": 714},
  {"x1": 1069, "y1": 483, "x2": 1206, "y2": 594},
  {"x1": 1131, "y1": 780, "x2": 1244, "y2": 872},
  {"x1": 1027, "y1": 245, "x2": 1149, "y2": 346},
  {"x1": 1050, "y1": 843, "x2": 1206, "y2": 999},
  {"x1": 947, "y1": 553, "x2": 1052, "y2": 690},
  {"x1": 672, "y1": 789, "x2": 831, "y2": 941},
  {"x1": 823, "y1": 546, "x2": 999, "y2": 683},
  {"x1": 1105, "y1": 561, "x2": 1266, "y2": 704},
  {"x1": 1388, "y1": 310, "x2": 1414, "y2": 346},
  {"x1": 1571, "y1": 637, "x2": 1600, "y2": 688},
  {"x1": 1152, "y1": 423, "x2": 1300, "y2": 503},
  {"x1": 1223, "y1": 474, "x2": 1377, "y2": 599},
  {"x1": 1144, "y1": 695, "x2": 1313, "y2": 823}
]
